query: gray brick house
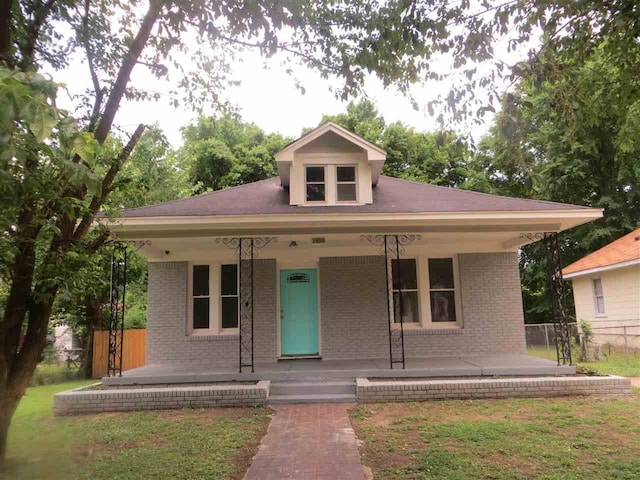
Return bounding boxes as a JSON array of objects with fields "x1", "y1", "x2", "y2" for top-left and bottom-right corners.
[{"x1": 112, "y1": 122, "x2": 601, "y2": 376}]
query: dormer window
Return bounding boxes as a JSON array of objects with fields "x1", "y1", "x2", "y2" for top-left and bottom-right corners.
[
  {"x1": 305, "y1": 166, "x2": 326, "y2": 202},
  {"x1": 336, "y1": 166, "x2": 357, "y2": 202}
]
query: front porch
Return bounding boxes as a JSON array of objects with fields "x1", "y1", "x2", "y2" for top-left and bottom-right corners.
[{"x1": 102, "y1": 354, "x2": 575, "y2": 386}]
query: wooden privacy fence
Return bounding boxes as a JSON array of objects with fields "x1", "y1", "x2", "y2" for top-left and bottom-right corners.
[{"x1": 92, "y1": 329, "x2": 147, "y2": 378}]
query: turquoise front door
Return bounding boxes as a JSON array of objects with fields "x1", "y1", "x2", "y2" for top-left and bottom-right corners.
[{"x1": 280, "y1": 269, "x2": 319, "y2": 356}]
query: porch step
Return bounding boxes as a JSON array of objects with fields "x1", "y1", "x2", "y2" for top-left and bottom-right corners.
[
  {"x1": 268, "y1": 380, "x2": 356, "y2": 404},
  {"x1": 268, "y1": 393, "x2": 357, "y2": 404}
]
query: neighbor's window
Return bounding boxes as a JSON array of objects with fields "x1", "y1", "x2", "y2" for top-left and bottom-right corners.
[
  {"x1": 428, "y1": 258, "x2": 457, "y2": 323},
  {"x1": 305, "y1": 166, "x2": 326, "y2": 202},
  {"x1": 192, "y1": 265, "x2": 210, "y2": 329},
  {"x1": 336, "y1": 166, "x2": 357, "y2": 202},
  {"x1": 391, "y1": 258, "x2": 419, "y2": 323},
  {"x1": 220, "y1": 264, "x2": 239, "y2": 329},
  {"x1": 592, "y1": 278, "x2": 606, "y2": 316}
]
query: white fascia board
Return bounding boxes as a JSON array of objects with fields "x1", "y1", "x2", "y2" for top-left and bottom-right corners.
[
  {"x1": 109, "y1": 208, "x2": 602, "y2": 230},
  {"x1": 563, "y1": 258, "x2": 640, "y2": 279}
]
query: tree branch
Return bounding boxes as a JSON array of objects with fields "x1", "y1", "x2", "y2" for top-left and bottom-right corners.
[
  {"x1": 92, "y1": 1, "x2": 161, "y2": 144},
  {"x1": 0, "y1": 0, "x2": 13, "y2": 68},
  {"x1": 72, "y1": 123, "x2": 146, "y2": 241},
  {"x1": 18, "y1": 0, "x2": 58, "y2": 71},
  {"x1": 81, "y1": 0, "x2": 103, "y2": 132}
]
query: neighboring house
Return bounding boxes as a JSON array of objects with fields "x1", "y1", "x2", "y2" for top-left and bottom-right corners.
[
  {"x1": 563, "y1": 228, "x2": 640, "y2": 348},
  {"x1": 52, "y1": 322, "x2": 81, "y2": 362},
  {"x1": 110, "y1": 122, "x2": 601, "y2": 377}
]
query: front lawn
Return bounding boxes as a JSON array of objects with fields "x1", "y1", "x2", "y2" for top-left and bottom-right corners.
[
  {"x1": 527, "y1": 346, "x2": 640, "y2": 377},
  {"x1": 351, "y1": 391, "x2": 640, "y2": 479},
  {"x1": 1, "y1": 381, "x2": 271, "y2": 480}
]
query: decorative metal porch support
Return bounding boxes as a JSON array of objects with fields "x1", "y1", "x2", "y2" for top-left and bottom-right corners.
[
  {"x1": 216, "y1": 237, "x2": 275, "y2": 373},
  {"x1": 361, "y1": 234, "x2": 421, "y2": 369},
  {"x1": 107, "y1": 243, "x2": 128, "y2": 377},
  {"x1": 521, "y1": 232, "x2": 573, "y2": 365},
  {"x1": 107, "y1": 240, "x2": 150, "y2": 377}
]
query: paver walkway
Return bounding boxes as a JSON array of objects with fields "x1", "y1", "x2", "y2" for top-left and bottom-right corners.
[{"x1": 244, "y1": 403, "x2": 366, "y2": 480}]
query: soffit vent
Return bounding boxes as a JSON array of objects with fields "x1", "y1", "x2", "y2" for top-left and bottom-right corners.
[{"x1": 311, "y1": 237, "x2": 326, "y2": 244}]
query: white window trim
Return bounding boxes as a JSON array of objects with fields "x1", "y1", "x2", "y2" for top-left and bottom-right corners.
[
  {"x1": 187, "y1": 262, "x2": 239, "y2": 336},
  {"x1": 388, "y1": 255, "x2": 463, "y2": 330},
  {"x1": 591, "y1": 277, "x2": 607, "y2": 318},
  {"x1": 335, "y1": 164, "x2": 358, "y2": 203},
  {"x1": 304, "y1": 165, "x2": 327, "y2": 204}
]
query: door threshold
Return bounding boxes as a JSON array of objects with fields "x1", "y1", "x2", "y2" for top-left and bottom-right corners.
[{"x1": 278, "y1": 355, "x2": 321, "y2": 361}]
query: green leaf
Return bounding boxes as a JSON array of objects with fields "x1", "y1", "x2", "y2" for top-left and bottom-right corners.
[{"x1": 29, "y1": 102, "x2": 58, "y2": 141}]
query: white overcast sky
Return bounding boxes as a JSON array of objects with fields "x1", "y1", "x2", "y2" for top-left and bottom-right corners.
[{"x1": 52, "y1": 12, "x2": 529, "y2": 147}]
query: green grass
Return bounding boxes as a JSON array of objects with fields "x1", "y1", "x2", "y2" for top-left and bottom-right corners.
[
  {"x1": 1, "y1": 382, "x2": 271, "y2": 480},
  {"x1": 29, "y1": 363, "x2": 82, "y2": 386},
  {"x1": 527, "y1": 346, "x2": 640, "y2": 377},
  {"x1": 351, "y1": 391, "x2": 640, "y2": 479}
]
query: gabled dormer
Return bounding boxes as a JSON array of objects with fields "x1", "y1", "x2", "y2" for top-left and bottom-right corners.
[{"x1": 275, "y1": 122, "x2": 386, "y2": 206}]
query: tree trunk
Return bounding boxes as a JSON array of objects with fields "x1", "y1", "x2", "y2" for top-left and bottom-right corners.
[
  {"x1": 0, "y1": 385, "x2": 21, "y2": 460},
  {"x1": 0, "y1": 295, "x2": 55, "y2": 465}
]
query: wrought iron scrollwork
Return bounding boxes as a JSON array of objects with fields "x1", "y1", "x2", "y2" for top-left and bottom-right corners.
[
  {"x1": 107, "y1": 242, "x2": 128, "y2": 377},
  {"x1": 361, "y1": 234, "x2": 422, "y2": 369},
  {"x1": 216, "y1": 237, "x2": 276, "y2": 372},
  {"x1": 521, "y1": 232, "x2": 572, "y2": 365}
]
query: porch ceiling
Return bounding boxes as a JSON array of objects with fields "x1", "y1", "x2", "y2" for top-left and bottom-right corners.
[{"x1": 129, "y1": 230, "x2": 548, "y2": 261}]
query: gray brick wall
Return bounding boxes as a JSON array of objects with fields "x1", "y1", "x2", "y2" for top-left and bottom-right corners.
[
  {"x1": 147, "y1": 259, "x2": 277, "y2": 366},
  {"x1": 319, "y1": 252, "x2": 526, "y2": 360},
  {"x1": 320, "y1": 256, "x2": 389, "y2": 359},
  {"x1": 404, "y1": 252, "x2": 527, "y2": 357},
  {"x1": 356, "y1": 376, "x2": 632, "y2": 402},
  {"x1": 147, "y1": 253, "x2": 525, "y2": 367},
  {"x1": 54, "y1": 381, "x2": 270, "y2": 415}
]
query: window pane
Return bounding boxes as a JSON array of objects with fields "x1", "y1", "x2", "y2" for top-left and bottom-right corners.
[
  {"x1": 337, "y1": 166, "x2": 355, "y2": 182},
  {"x1": 392, "y1": 259, "x2": 417, "y2": 290},
  {"x1": 429, "y1": 258, "x2": 455, "y2": 289},
  {"x1": 192, "y1": 265, "x2": 209, "y2": 296},
  {"x1": 306, "y1": 183, "x2": 325, "y2": 201},
  {"x1": 430, "y1": 291, "x2": 457, "y2": 322},
  {"x1": 393, "y1": 291, "x2": 419, "y2": 323},
  {"x1": 193, "y1": 298, "x2": 210, "y2": 329},
  {"x1": 221, "y1": 297, "x2": 239, "y2": 328},
  {"x1": 595, "y1": 296, "x2": 605, "y2": 314},
  {"x1": 221, "y1": 264, "x2": 237, "y2": 296},
  {"x1": 337, "y1": 183, "x2": 357, "y2": 201},
  {"x1": 592, "y1": 279, "x2": 603, "y2": 296},
  {"x1": 306, "y1": 166, "x2": 325, "y2": 182}
]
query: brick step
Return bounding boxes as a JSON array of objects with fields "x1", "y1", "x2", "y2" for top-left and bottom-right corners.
[
  {"x1": 268, "y1": 393, "x2": 357, "y2": 404},
  {"x1": 270, "y1": 380, "x2": 355, "y2": 396}
]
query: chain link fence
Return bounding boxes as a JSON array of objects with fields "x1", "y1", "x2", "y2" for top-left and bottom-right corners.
[{"x1": 525, "y1": 321, "x2": 640, "y2": 365}]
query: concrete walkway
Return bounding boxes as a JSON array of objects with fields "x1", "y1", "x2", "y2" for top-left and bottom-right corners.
[
  {"x1": 244, "y1": 404, "x2": 366, "y2": 480},
  {"x1": 629, "y1": 377, "x2": 640, "y2": 387}
]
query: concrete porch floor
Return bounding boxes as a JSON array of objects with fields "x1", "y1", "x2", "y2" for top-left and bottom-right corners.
[{"x1": 102, "y1": 354, "x2": 576, "y2": 386}]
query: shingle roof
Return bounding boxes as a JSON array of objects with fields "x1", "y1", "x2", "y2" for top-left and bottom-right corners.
[
  {"x1": 119, "y1": 175, "x2": 591, "y2": 218},
  {"x1": 563, "y1": 228, "x2": 640, "y2": 275}
]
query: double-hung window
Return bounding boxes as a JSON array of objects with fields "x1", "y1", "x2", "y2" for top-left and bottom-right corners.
[
  {"x1": 190, "y1": 263, "x2": 239, "y2": 333},
  {"x1": 428, "y1": 258, "x2": 458, "y2": 323},
  {"x1": 305, "y1": 166, "x2": 326, "y2": 202},
  {"x1": 336, "y1": 166, "x2": 357, "y2": 202},
  {"x1": 391, "y1": 259, "x2": 419, "y2": 323},
  {"x1": 592, "y1": 278, "x2": 606, "y2": 316}
]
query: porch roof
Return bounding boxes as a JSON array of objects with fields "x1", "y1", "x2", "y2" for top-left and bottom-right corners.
[{"x1": 117, "y1": 176, "x2": 594, "y2": 218}]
